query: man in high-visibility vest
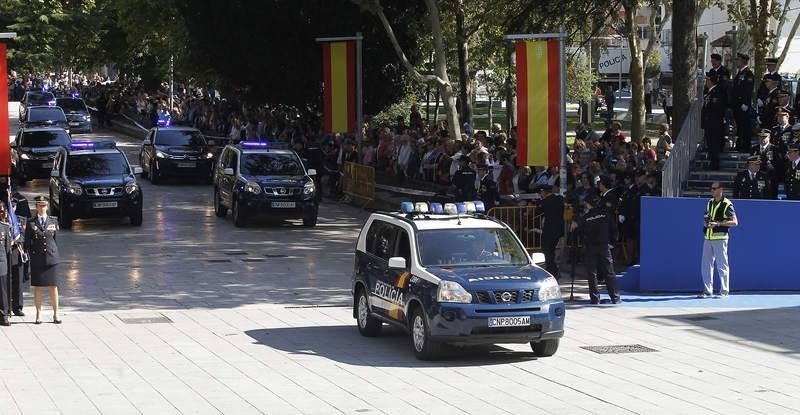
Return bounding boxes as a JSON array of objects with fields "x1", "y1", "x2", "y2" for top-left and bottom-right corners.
[{"x1": 700, "y1": 181, "x2": 739, "y2": 298}]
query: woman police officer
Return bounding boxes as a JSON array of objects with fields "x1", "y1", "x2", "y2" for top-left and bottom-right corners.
[{"x1": 25, "y1": 196, "x2": 61, "y2": 324}]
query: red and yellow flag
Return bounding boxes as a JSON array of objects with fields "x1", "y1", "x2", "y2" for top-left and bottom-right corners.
[
  {"x1": 322, "y1": 41, "x2": 356, "y2": 134},
  {"x1": 515, "y1": 40, "x2": 562, "y2": 167},
  {"x1": 0, "y1": 43, "x2": 10, "y2": 176}
]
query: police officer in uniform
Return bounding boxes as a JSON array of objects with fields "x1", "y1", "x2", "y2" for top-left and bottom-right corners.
[
  {"x1": 0, "y1": 205, "x2": 14, "y2": 326},
  {"x1": 25, "y1": 196, "x2": 61, "y2": 324},
  {"x1": 618, "y1": 173, "x2": 641, "y2": 264},
  {"x1": 752, "y1": 129, "x2": 782, "y2": 197},
  {"x1": 760, "y1": 73, "x2": 782, "y2": 130},
  {"x1": 708, "y1": 53, "x2": 730, "y2": 90},
  {"x1": 786, "y1": 146, "x2": 800, "y2": 200},
  {"x1": 538, "y1": 184, "x2": 564, "y2": 280},
  {"x1": 733, "y1": 156, "x2": 772, "y2": 199},
  {"x1": 757, "y1": 57, "x2": 781, "y2": 104},
  {"x1": 452, "y1": 156, "x2": 477, "y2": 201},
  {"x1": 571, "y1": 196, "x2": 620, "y2": 305},
  {"x1": 700, "y1": 182, "x2": 738, "y2": 298},
  {"x1": 476, "y1": 163, "x2": 499, "y2": 210},
  {"x1": 731, "y1": 53, "x2": 755, "y2": 151},
  {"x1": 702, "y1": 72, "x2": 727, "y2": 170}
]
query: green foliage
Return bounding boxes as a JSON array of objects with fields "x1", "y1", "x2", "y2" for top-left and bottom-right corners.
[
  {"x1": 566, "y1": 52, "x2": 599, "y2": 104},
  {"x1": 645, "y1": 48, "x2": 661, "y2": 79},
  {"x1": 371, "y1": 93, "x2": 417, "y2": 128}
]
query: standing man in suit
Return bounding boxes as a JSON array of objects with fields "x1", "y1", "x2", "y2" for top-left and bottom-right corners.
[
  {"x1": 702, "y1": 72, "x2": 727, "y2": 170},
  {"x1": 752, "y1": 129, "x2": 782, "y2": 198},
  {"x1": 618, "y1": 173, "x2": 641, "y2": 264},
  {"x1": 733, "y1": 156, "x2": 772, "y2": 199},
  {"x1": 758, "y1": 57, "x2": 781, "y2": 104},
  {"x1": 731, "y1": 53, "x2": 755, "y2": 152},
  {"x1": 25, "y1": 196, "x2": 61, "y2": 325},
  {"x1": 760, "y1": 74, "x2": 782, "y2": 130},
  {"x1": 708, "y1": 53, "x2": 730, "y2": 90},
  {"x1": 476, "y1": 163, "x2": 499, "y2": 210},
  {"x1": 538, "y1": 185, "x2": 564, "y2": 280},
  {"x1": 786, "y1": 146, "x2": 800, "y2": 200}
]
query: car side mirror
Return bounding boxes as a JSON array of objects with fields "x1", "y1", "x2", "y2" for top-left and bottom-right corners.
[
  {"x1": 388, "y1": 257, "x2": 407, "y2": 270},
  {"x1": 530, "y1": 252, "x2": 546, "y2": 265},
  {"x1": 223, "y1": 167, "x2": 234, "y2": 176},
  {"x1": 133, "y1": 166, "x2": 143, "y2": 175},
  {"x1": 307, "y1": 169, "x2": 317, "y2": 176},
  {"x1": 142, "y1": 139, "x2": 151, "y2": 145},
  {"x1": 50, "y1": 170, "x2": 59, "y2": 178}
]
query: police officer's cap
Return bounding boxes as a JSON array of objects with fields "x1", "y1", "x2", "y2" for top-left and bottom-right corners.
[
  {"x1": 788, "y1": 145, "x2": 800, "y2": 153},
  {"x1": 766, "y1": 57, "x2": 779, "y2": 65},
  {"x1": 710, "y1": 53, "x2": 722, "y2": 61},
  {"x1": 705, "y1": 72, "x2": 719, "y2": 83},
  {"x1": 747, "y1": 155, "x2": 761, "y2": 164},
  {"x1": 777, "y1": 110, "x2": 790, "y2": 116},
  {"x1": 33, "y1": 195, "x2": 49, "y2": 205},
  {"x1": 756, "y1": 128, "x2": 771, "y2": 137},
  {"x1": 765, "y1": 73, "x2": 781, "y2": 82},
  {"x1": 736, "y1": 53, "x2": 750, "y2": 61}
]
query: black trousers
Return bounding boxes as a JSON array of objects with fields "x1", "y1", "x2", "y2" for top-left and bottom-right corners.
[
  {"x1": 0, "y1": 272, "x2": 8, "y2": 317},
  {"x1": 644, "y1": 93, "x2": 652, "y2": 114},
  {"x1": 734, "y1": 109, "x2": 753, "y2": 151},
  {"x1": 585, "y1": 243, "x2": 619, "y2": 303},
  {"x1": 10, "y1": 262, "x2": 24, "y2": 312},
  {"x1": 542, "y1": 234, "x2": 561, "y2": 280},
  {"x1": 704, "y1": 124, "x2": 725, "y2": 170}
]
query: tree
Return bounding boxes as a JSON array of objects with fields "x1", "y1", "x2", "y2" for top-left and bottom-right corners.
[
  {"x1": 621, "y1": 0, "x2": 646, "y2": 141},
  {"x1": 671, "y1": 0, "x2": 697, "y2": 133},
  {"x1": 771, "y1": 0, "x2": 792, "y2": 57},
  {"x1": 776, "y1": 8, "x2": 800, "y2": 69}
]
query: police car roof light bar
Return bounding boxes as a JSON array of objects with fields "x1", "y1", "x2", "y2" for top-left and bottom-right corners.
[
  {"x1": 430, "y1": 203, "x2": 443, "y2": 214},
  {"x1": 70, "y1": 141, "x2": 95, "y2": 149},
  {"x1": 240, "y1": 141, "x2": 269, "y2": 148}
]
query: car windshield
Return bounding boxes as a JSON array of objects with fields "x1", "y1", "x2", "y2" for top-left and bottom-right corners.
[
  {"x1": 155, "y1": 130, "x2": 207, "y2": 146},
  {"x1": 240, "y1": 153, "x2": 304, "y2": 176},
  {"x1": 28, "y1": 108, "x2": 66, "y2": 122},
  {"x1": 67, "y1": 153, "x2": 130, "y2": 177},
  {"x1": 417, "y1": 228, "x2": 529, "y2": 267},
  {"x1": 55, "y1": 99, "x2": 87, "y2": 112},
  {"x1": 20, "y1": 131, "x2": 71, "y2": 147},
  {"x1": 27, "y1": 93, "x2": 54, "y2": 106}
]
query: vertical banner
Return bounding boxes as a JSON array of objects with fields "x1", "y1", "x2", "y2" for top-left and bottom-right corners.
[
  {"x1": 0, "y1": 43, "x2": 9, "y2": 177},
  {"x1": 515, "y1": 40, "x2": 562, "y2": 167},
  {"x1": 322, "y1": 41, "x2": 356, "y2": 134}
]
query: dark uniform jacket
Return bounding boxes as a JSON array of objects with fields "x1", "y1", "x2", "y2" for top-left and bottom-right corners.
[
  {"x1": 758, "y1": 72, "x2": 782, "y2": 103},
  {"x1": 772, "y1": 123, "x2": 793, "y2": 145},
  {"x1": 752, "y1": 142, "x2": 782, "y2": 174},
  {"x1": 577, "y1": 206, "x2": 617, "y2": 245},
  {"x1": 599, "y1": 188, "x2": 619, "y2": 215},
  {"x1": 539, "y1": 194, "x2": 565, "y2": 240},
  {"x1": 787, "y1": 160, "x2": 800, "y2": 200},
  {"x1": 0, "y1": 223, "x2": 12, "y2": 276},
  {"x1": 733, "y1": 170, "x2": 772, "y2": 199},
  {"x1": 478, "y1": 173, "x2": 499, "y2": 210},
  {"x1": 761, "y1": 88, "x2": 781, "y2": 129},
  {"x1": 731, "y1": 67, "x2": 754, "y2": 108},
  {"x1": 708, "y1": 65, "x2": 730, "y2": 92},
  {"x1": 452, "y1": 167, "x2": 477, "y2": 200},
  {"x1": 24, "y1": 216, "x2": 60, "y2": 274},
  {"x1": 702, "y1": 85, "x2": 727, "y2": 130},
  {"x1": 619, "y1": 184, "x2": 641, "y2": 238}
]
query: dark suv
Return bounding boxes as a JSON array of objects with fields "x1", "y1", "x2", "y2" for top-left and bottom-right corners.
[
  {"x1": 18, "y1": 91, "x2": 55, "y2": 120},
  {"x1": 49, "y1": 141, "x2": 144, "y2": 228},
  {"x1": 139, "y1": 126, "x2": 215, "y2": 184},
  {"x1": 213, "y1": 142, "x2": 318, "y2": 227},
  {"x1": 55, "y1": 97, "x2": 92, "y2": 133},
  {"x1": 22, "y1": 106, "x2": 70, "y2": 131},
  {"x1": 12, "y1": 127, "x2": 72, "y2": 185}
]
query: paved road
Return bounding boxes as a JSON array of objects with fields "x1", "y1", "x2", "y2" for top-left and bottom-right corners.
[{"x1": 2, "y1": 106, "x2": 800, "y2": 414}]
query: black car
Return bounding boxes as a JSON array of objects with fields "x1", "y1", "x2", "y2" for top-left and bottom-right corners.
[
  {"x1": 55, "y1": 97, "x2": 92, "y2": 133},
  {"x1": 139, "y1": 126, "x2": 215, "y2": 184},
  {"x1": 12, "y1": 127, "x2": 72, "y2": 185},
  {"x1": 49, "y1": 141, "x2": 144, "y2": 228},
  {"x1": 213, "y1": 141, "x2": 319, "y2": 227},
  {"x1": 18, "y1": 91, "x2": 55, "y2": 120},
  {"x1": 22, "y1": 106, "x2": 70, "y2": 131}
]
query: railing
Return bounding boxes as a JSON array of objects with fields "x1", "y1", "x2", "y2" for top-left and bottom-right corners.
[
  {"x1": 342, "y1": 162, "x2": 376, "y2": 207},
  {"x1": 486, "y1": 206, "x2": 541, "y2": 252},
  {"x1": 662, "y1": 99, "x2": 702, "y2": 197}
]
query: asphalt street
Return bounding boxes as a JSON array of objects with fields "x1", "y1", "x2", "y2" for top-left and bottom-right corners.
[{"x1": 2, "y1": 106, "x2": 800, "y2": 414}]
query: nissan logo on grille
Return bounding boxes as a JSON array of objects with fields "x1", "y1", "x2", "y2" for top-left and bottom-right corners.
[{"x1": 500, "y1": 292, "x2": 513, "y2": 302}]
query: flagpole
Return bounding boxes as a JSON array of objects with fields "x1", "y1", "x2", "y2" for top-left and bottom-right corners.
[
  {"x1": 559, "y1": 28, "x2": 567, "y2": 197},
  {"x1": 355, "y1": 32, "x2": 364, "y2": 163}
]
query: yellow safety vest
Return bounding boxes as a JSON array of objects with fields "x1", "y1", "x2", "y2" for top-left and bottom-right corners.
[{"x1": 705, "y1": 198, "x2": 733, "y2": 240}]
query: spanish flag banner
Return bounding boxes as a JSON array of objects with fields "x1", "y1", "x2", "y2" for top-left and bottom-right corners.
[
  {"x1": 322, "y1": 41, "x2": 356, "y2": 134},
  {"x1": 515, "y1": 40, "x2": 562, "y2": 167}
]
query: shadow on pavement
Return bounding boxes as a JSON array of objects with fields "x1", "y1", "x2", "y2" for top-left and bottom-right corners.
[{"x1": 245, "y1": 325, "x2": 540, "y2": 367}]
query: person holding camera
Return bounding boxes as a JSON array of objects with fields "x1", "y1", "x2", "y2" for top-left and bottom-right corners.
[{"x1": 700, "y1": 182, "x2": 738, "y2": 298}]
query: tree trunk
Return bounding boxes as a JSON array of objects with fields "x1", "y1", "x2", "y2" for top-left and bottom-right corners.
[
  {"x1": 751, "y1": 0, "x2": 774, "y2": 99},
  {"x1": 771, "y1": 0, "x2": 792, "y2": 57},
  {"x1": 455, "y1": 0, "x2": 473, "y2": 126},
  {"x1": 434, "y1": 88, "x2": 441, "y2": 124},
  {"x1": 488, "y1": 95, "x2": 493, "y2": 128},
  {"x1": 505, "y1": 47, "x2": 516, "y2": 131},
  {"x1": 624, "y1": 1, "x2": 646, "y2": 141},
  {"x1": 425, "y1": 0, "x2": 461, "y2": 140},
  {"x1": 672, "y1": 0, "x2": 698, "y2": 133},
  {"x1": 777, "y1": 6, "x2": 800, "y2": 69}
]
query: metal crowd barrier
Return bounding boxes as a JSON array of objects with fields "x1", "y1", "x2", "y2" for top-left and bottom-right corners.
[
  {"x1": 662, "y1": 99, "x2": 702, "y2": 197},
  {"x1": 342, "y1": 162, "x2": 376, "y2": 207},
  {"x1": 486, "y1": 205, "x2": 541, "y2": 252}
]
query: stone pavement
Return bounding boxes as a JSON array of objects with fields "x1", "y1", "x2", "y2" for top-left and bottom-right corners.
[{"x1": 2, "y1": 105, "x2": 800, "y2": 414}]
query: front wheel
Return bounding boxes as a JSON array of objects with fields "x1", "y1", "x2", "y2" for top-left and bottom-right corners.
[
  {"x1": 232, "y1": 198, "x2": 247, "y2": 227},
  {"x1": 531, "y1": 339, "x2": 560, "y2": 357},
  {"x1": 130, "y1": 209, "x2": 143, "y2": 226},
  {"x1": 214, "y1": 190, "x2": 228, "y2": 217},
  {"x1": 410, "y1": 307, "x2": 440, "y2": 360},
  {"x1": 140, "y1": 157, "x2": 149, "y2": 179},
  {"x1": 355, "y1": 288, "x2": 381, "y2": 337},
  {"x1": 149, "y1": 163, "x2": 160, "y2": 185},
  {"x1": 302, "y1": 214, "x2": 317, "y2": 227}
]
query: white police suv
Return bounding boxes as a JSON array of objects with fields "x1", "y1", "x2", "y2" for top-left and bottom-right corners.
[{"x1": 352, "y1": 201, "x2": 565, "y2": 359}]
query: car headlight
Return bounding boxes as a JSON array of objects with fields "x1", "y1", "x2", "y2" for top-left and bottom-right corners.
[
  {"x1": 156, "y1": 150, "x2": 168, "y2": 158},
  {"x1": 244, "y1": 182, "x2": 262, "y2": 194},
  {"x1": 85, "y1": 115, "x2": 91, "y2": 121},
  {"x1": 437, "y1": 281, "x2": 473, "y2": 303},
  {"x1": 538, "y1": 277, "x2": 562, "y2": 302},
  {"x1": 205, "y1": 152, "x2": 214, "y2": 159},
  {"x1": 20, "y1": 153, "x2": 30, "y2": 160},
  {"x1": 303, "y1": 180, "x2": 315, "y2": 195},
  {"x1": 67, "y1": 182, "x2": 83, "y2": 196},
  {"x1": 125, "y1": 182, "x2": 140, "y2": 194}
]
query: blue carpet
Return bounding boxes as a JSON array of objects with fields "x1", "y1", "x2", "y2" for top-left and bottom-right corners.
[{"x1": 576, "y1": 292, "x2": 800, "y2": 308}]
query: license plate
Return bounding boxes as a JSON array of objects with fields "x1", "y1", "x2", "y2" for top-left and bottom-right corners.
[
  {"x1": 177, "y1": 162, "x2": 196, "y2": 168},
  {"x1": 488, "y1": 316, "x2": 530, "y2": 327},
  {"x1": 41, "y1": 163, "x2": 52, "y2": 169},
  {"x1": 93, "y1": 202, "x2": 118, "y2": 209},
  {"x1": 69, "y1": 122, "x2": 80, "y2": 126},
  {"x1": 271, "y1": 201, "x2": 296, "y2": 208}
]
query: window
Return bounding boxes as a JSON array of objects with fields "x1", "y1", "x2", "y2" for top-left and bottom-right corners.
[
  {"x1": 28, "y1": 108, "x2": 66, "y2": 122},
  {"x1": 417, "y1": 228, "x2": 529, "y2": 267},
  {"x1": 20, "y1": 130, "x2": 71, "y2": 147},
  {"x1": 66, "y1": 153, "x2": 130, "y2": 177},
  {"x1": 222, "y1": 149, "x2": 237, "y2": 171},
  {"x1": 240, "y1": 153, "x2": 303, "y2": 176},
  {"x1": 395, "y1": 230, "x2": 411, "y2": 266},
  {"x1": 366, "y1": 220, "x2": 397, "y2": 261},
  {"x1": 55, "y1": 99, "x2": 87, "y2": 112},
  {"x1": 155, "y1": 130, "x2": 207, "y2": 147}
]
